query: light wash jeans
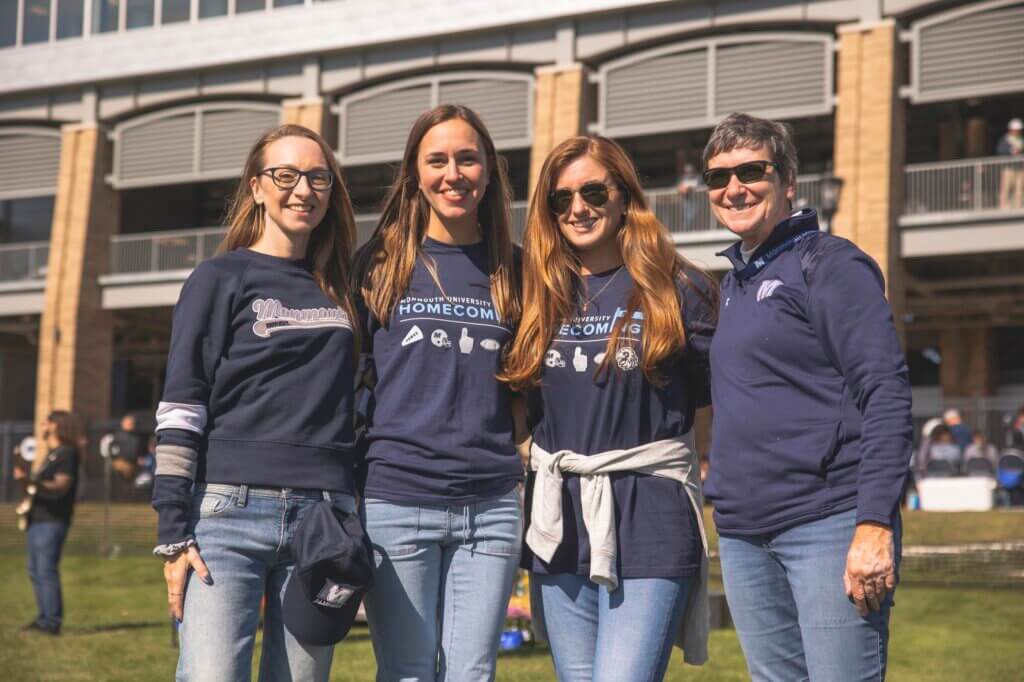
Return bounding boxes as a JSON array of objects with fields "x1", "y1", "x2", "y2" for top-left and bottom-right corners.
[
  {"x1": 360, "y1": 490, "x2": 522, "y2": 682},
  {"x1": 26, "y1": 520, "x2": 69, "y2": 631},
  {"x1": 534, "y1": 573, "x2": 692, "y2": 682},
  {"x1": 719, "y1": 508, "x2": 902, "y2": 682},
  {"x1": 177, "y1": 484, "x2": 357, "y2": 682}
]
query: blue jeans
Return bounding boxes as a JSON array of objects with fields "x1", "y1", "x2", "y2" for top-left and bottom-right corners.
[
  {"x1": 360, "y1": 490, "x2": 522, "y2": 681},
  {"x1": 719, "y1": 509, "x2": 901, "y2": 682},
  {"x1": 177, "y1": 484, "x2": 357, "y2": 682},
  {"x1": 534, "y1": 573, "x2": 691, "y2": 682},
  {"x1": 26, "y1": 521, "x2": 69, "y2": 630}
]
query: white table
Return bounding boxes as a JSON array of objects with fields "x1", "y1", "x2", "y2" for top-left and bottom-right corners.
[{"x1": 917, "y1": 477, "x2": 996, "y2": 511}]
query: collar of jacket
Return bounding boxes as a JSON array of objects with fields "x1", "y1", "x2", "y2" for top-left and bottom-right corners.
[{"x1": 717, "y1": 208, "x2": 821, "y2": 272}]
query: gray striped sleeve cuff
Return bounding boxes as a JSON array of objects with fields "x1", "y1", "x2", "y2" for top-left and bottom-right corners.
[{"x1": 154, "y1": 444, "x2": 198, "y2": 480}]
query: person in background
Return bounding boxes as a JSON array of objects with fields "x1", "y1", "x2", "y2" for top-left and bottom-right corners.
[
  {"x1": 109, "y1": 414, "x2": 144, "y2": 481},
  {"x1": 702, "y1": 112, "x2": 912, "y2": 681},
  {"x1": 1008, "y1": 405, "x2": 1024, "y2": 449},
  {"x1": 13, "y1": 410, "x2": 82, "y2": 636},
  {"x1": 997, "y1": 118, "x2": 1023, "y2": 209},
  {"x1": 920, "y1": 424, "x2": 962, "y2": 476},
  {"x1": 943, "y1": 409, "x2": 973, "y2": 453},
  {"x1": 676, "y1": 160, "x2": 704, "y2": 229},
  {"x1": 964, "y1": 432, "x2": 999, "y2": 473}
]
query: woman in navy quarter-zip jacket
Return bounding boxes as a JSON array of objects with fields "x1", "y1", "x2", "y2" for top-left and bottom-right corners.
[
  {"x1": 151, "y1": 124, "x2": 361, "y2": 682},
  {"x1": 351, "y1": 105, "x2": 524, "y2": 681},
  {"x1": 702, "y1": 113, "x2": 913, "y2": 682}
]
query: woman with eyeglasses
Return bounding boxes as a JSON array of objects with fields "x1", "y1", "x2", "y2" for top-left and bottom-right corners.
[
  {"x1": 151, "y1": 124, "x2": 361, "y2": 681},
  {"x1": 351, "y1": 104, "x2": 524, "y2": 680},
  {"x1": 702, "y1": 113, "x2": 912, "y2": 681},
  {"x1": 500, "y1": 135, "x2": 717, "y2": 680}
]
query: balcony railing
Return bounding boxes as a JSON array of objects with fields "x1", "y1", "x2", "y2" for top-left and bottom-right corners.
[
  {"x1": 904, "y1": 156, "x2": 1024, "y2": 221},
  {"x1": 107, "y1": 180, "x2": 829, "y2": 278},
  {"x1": 0, "y1": 241, "x2": 49, "y2": 283}
]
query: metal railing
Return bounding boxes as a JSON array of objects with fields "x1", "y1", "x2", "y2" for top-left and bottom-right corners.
[
  {"x1": 110, "y1": 227, "x2": 225, "y2": 275},
  {"x1": 106, "y1": 178, "x2": 827, "y2": 277},
  {"x1": 904, "y1": 156, "x2": 1024, "y2": 219},
  {"x1": 0, "y1": 241, "x2": 49, "y2": 283}
]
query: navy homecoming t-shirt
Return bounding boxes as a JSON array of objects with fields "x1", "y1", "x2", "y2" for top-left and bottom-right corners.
[
  {"x1": 524, "y1": 265, "x2": 715, "y2": 579},
  {"x1": 359, "y1": 237, "x2": 522, "y2": 504}
]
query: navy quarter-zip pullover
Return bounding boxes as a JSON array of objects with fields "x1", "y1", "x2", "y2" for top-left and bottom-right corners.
[{"x1": 705, "y1": 210, "x2": 912, "y2": 535}]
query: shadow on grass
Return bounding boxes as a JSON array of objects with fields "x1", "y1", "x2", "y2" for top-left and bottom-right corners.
[
  {"x1": 497, "y1": 644, "x2": 551, "y2": 660},
  {"x1": 66, "y1": 620, "x2": 165, "y2": 635}
]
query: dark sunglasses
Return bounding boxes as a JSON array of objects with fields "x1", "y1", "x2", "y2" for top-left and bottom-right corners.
[
  {"x1": 702, "y1": 161, "x2": 779, "y2": 190},
  {"x1": 549, "y1": 182, "x2": 617, "y2": 215}
]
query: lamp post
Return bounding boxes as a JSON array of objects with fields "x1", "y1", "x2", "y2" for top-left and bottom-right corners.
[{"x1": 819, "y1": 164, "x2": 844, "y2": 233}]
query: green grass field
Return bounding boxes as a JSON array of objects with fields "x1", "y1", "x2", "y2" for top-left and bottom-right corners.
[{"x1": 2, "y1": 508, "x2": 1022, "y2": 680}]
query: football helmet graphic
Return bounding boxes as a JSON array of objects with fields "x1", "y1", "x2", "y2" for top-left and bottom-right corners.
[
  {"x1": 431, "y1": 329, "x2": 452, "y2": 349},
  {"x1": 544, "y1": 349, "x2": 566, "y2": 368}
]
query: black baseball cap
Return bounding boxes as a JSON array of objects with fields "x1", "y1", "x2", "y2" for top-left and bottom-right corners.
[{"x1": 283, "y1": 500, "x2": 374, "y2": 646}]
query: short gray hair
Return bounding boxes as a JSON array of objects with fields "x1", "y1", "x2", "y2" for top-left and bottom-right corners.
[{"x1": 702, "y1": 113, "x2": 798, "y2": 186}]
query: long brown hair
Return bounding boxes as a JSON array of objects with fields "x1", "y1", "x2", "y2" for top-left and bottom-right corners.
[
  {"x1": 500, "y1": 135, "x2": 716, "y2": 390},
  {"x1": 220, "y1": 124, "x2": 359, "y2": 333},
  {"x1": 353, "y1": 105, "x2": 520, "y2": 326},
  {"x1": 34, "y1": 410, "x2": 82, "y2": 472}
]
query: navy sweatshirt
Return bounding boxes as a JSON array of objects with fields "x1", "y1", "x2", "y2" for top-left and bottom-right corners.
[
  {"x1": 523, "y1": 265, "x2": 716, "y2": 579},
  {"x1": 358, "y1": 237, "x2": 522, "y2": 505},
  {"x1": 705, "y1": 210, "x2": 912, "y2": 536},
  {"x1": 152, "y1": 248, "x2": 358, "y2": 544}
]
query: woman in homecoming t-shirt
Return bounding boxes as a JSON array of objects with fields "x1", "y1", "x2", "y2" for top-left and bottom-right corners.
[
  {"x1": 352, "y1": 105, "x2": 524, "y2": 680},
  {"x1": 151, "y1": 124, "x2": 362, "y2": 681},
  {"x1": 501, "y1": 135, "x2": 718, "y2": 681}
]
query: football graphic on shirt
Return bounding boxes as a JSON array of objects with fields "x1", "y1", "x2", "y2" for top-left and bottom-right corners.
[
  {"x1": 480, "y1": 339, "x2": 500, "y2": 351},
  {"x1": 615, "y1": 346, "x2": 639, "y2": 371},
  {"x1": 594, "y1": 352, "x2": 606, "y2": 364},
  {"x1": 431, "y1": 329, "x2": 452, "y2": 349},
  {"x1": 545, "y1": 349, "x2": 566, "y2": 368}
]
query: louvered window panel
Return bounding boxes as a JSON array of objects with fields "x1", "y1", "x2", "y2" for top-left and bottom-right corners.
[
  {"x1": 605, "y1": 49, "x2": 708, "y2": 132},
  {"x1": 119, "y1": 113, "x2": 195, "y2": 185},
  {"x1": 715, "y1": 41, "x2": 828, "y2": 116},
  {"x1": 438, "y1": 79, "x2": 531, "y2": 146},
  {"x1": 917, "y1": 2, "x2": 1024, "y2": 101},
  {"x1": 200, "y1": 108, "x2": 280, "y2": 176},
  {"x1": 343, "y1": 85, "x2": 432, "y2": 162},
  {"x1": 0, "y1": 131, "x2": 61, "y2": 198}
]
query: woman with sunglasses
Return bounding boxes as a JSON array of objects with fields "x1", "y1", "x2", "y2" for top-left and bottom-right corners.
[
  {"x1": 702, "y1": 113, "x2": 912, "y2": 681},
  {"x1": 352, "y1": 104, "x2": 523, "y2": 680},
  {"x1": 152, "y1": 124, "x2": 361, "y2": 681},
  {"x1": 501, "y1": 135, "x2": 717, "y2": 680}
]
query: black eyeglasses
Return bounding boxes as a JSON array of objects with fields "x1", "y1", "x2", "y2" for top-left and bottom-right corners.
[
  {"x1": 702, "y1": 161, "x2": 779, "y2": 190},
  {"x1": 260, "y1": 167, "x2": 334, "y2": 191},
  {"x1": 549, "y1": 182, "x2": 618, "y2": 215}
]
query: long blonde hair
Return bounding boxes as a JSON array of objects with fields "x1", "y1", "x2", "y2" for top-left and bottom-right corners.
[
  {"x1": 500, "y1": 135, "x2": 717, "y2": 390},
  {"x1": 220, "y1": 124, "x2": 359, "y2": 336},
  {"x1": 353, "y1": 105, "x2": 520, "y2": 326}
]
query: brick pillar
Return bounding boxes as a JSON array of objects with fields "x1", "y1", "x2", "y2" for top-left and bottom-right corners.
[
  {"x1": 35, "y1": 123, "x2": 118, "y2": 429},
  {"x1": 282, "y1": 98, "x2": 330, "y2": 138},
  {"x1": 530, "y1": 64, "x2": 591, "y2": 194},
  {"x1": 833, "y1": 20, "x2": 907, "y2": 343},
  {"x1": 939, "y1": 327, "x2": 996, "y2": 398}
]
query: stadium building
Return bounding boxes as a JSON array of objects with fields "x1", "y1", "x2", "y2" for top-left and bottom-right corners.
[{"x1": 1, "y1": 0, "x2": 1023, "y2": 435}]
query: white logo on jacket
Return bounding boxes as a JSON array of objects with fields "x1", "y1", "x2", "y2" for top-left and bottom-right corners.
[
  {"x1": 756, "y1": 279, "x2": 784, "y2": 302},
  {"x1": 251, "y1": 299, "x2": 352, "y2": 338}
]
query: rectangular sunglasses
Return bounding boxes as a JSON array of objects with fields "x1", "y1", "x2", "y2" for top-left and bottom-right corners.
[
  {"x1": 549, "y1": 182, "x2": 613, "y2": 215},
  {"x1": 702, "y1": 160, "x2": 779, "y2": 190}
]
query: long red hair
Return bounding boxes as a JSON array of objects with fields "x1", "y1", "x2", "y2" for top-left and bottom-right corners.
[{"x1": 500, "y1": 135, "x2": 716, "y2": 389}]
